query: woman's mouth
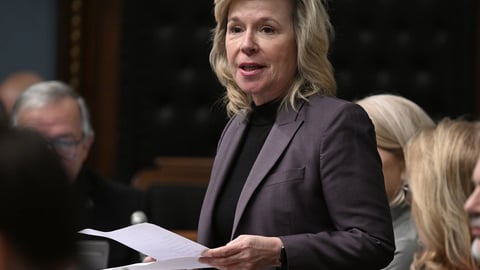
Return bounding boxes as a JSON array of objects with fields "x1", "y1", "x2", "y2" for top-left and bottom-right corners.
[{"x1": 239, "y1": 63, "x2": 265, "y2": 71}]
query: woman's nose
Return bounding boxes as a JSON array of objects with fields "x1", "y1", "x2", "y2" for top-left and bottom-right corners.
[
  {"x1": 465, "y1": 189, "x2": 480, "y2": 212},
  {"x1": 240, "y1": 30, "x2": 258, "y2": 55}
]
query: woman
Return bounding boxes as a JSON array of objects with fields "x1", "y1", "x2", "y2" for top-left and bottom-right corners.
[
  {"x1": 197, "y1": 0, "x2": 395, "y2": 269},
  {"x1": 406, "y1": 119, "x2": 480, "y2": 270},
  {"x1": 356, "y1": 94, "x2": 435, "y2": 270}
]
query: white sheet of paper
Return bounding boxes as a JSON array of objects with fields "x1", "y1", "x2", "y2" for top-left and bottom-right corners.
[{"x1": 79, "y1": 223, "x2": 210, "y2": 270}]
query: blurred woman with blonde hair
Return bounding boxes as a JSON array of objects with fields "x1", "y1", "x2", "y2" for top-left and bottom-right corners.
[
  {"x1": 356, "y1": 94, "x2": 435, "y2": 270},
  {"x1": 406, "y1": 119, "x2": 480, "y2": 270}
]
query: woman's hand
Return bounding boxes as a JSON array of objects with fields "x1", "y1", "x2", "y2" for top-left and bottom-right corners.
[
  {"x1": 142, "y1": 256, "x2": 156, "y2": 263},
  {"x1": 199, "y1": 235, "x2": 283, "y2": 270}
]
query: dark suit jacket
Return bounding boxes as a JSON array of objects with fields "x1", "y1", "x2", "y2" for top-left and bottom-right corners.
[
  {"x1": 198, "y1": 94, "x2": 395, "y2": 269},
  {"x1": 74, "y1": 167, "x2": 146, "y2": 268}
]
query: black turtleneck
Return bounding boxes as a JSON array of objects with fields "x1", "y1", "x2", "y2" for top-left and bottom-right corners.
[{"x1": 212, "y1": 100, "x2": 279, "y2": 247}]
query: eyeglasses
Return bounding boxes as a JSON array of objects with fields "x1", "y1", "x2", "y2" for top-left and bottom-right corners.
[{"x1": 48, "y1": 136, "x2": 84, "y2": 160}]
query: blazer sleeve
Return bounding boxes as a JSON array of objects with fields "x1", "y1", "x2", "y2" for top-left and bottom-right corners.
[{"x1": 280, "y1": 103, "x2": 395, "y2": 269}]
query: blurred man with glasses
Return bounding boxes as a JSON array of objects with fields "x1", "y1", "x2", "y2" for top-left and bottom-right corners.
[
  {"x1": 11, "y1": 81, "x2": 146, "y2": 268},
  {"x1": 12, "y1": 81, "x2": 92, "y2": 181}
]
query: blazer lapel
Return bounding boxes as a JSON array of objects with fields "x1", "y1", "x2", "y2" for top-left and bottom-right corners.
[
  {"x1": 231, "y1": 102, "x2": 305, "y2": 236},
  {"x1": 199, "y1": 113, "x2": 248, "y2": 242},
  {"x1": 210, "y1": 115, "x2": 247, "y2": 193}
]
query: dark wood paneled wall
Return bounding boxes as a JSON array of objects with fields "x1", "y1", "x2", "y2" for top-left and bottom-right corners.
[
  {"x1": 57, "y1": 0, "x2": 480, "y2": 182},
  {"x1": 57, "y1": 0, "x2": 121, "y2": 179}
]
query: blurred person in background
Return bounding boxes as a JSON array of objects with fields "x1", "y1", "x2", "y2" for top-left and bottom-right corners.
[
  {"x1": 0, "y1": 127, "x2": 77, "y2": 270},
  {"x1": 356, "y1": 94, "x2": 435, "y2": 270},
  {"x1": 464, "y1": 155, "x2": 480, "y2": 264},
  {"x1": 0, "y1": 70, "x2": 43, "y2": 114},
  {"x1": 11, "y1": 80, "x2": 146, "y2": 268},
  {"x1": 406, "y1": 119, "x2": 480, "y2": 270}
]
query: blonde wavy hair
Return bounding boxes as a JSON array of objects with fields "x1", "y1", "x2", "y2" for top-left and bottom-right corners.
[
  {"x1": 210, "y1": 0, "x2": 336, "y2": 116},
  {"x1": 356, "y1": 94, "x2": 435, "y2": 207},
  {"x1": 405, "y1": 119, "x2": 480, "y2": 270}
]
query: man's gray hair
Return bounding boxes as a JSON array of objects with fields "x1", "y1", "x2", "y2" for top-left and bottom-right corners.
[{"x1": 11, "y1": 80, "x2": 94, "y2": 138}]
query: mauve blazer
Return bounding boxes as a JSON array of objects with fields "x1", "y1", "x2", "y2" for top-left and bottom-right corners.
[{"x1": 198, "y1": 94, "x2": 395, "y2": 269}]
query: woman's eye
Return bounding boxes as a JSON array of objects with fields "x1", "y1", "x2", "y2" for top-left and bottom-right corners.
[
  {"x1": 228, "y1": 26, "x2": 242, "y2": 33},
  {"x1": 261, "y1": 27, "x2": 274, "y2": 34}
]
